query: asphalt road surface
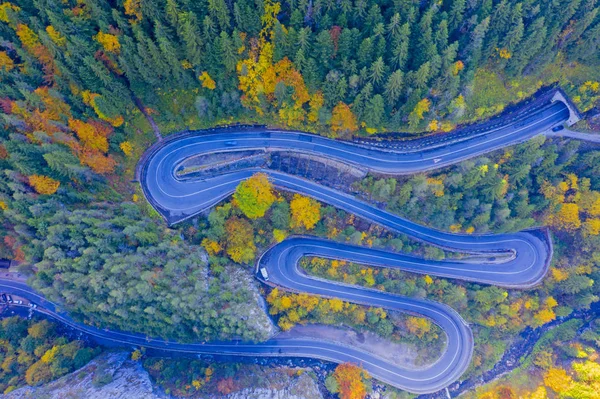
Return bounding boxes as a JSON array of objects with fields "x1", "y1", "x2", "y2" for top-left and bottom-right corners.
[{"x1": 0, "y1": 100, "x2": 568, "y2": 394}]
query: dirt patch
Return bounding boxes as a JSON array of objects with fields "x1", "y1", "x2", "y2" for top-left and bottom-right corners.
[{"x1": 277, "y1": 324, "x2": 441, "y2": 370}]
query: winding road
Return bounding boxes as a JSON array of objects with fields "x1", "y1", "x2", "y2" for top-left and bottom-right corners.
[{"x1": 1, "y1": 99, "x2": 571, "y2": 393}]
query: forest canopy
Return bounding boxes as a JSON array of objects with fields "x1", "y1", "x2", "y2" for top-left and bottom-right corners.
[{"x1": 0, "y1": 1, "x2": 600, "y2": 396}]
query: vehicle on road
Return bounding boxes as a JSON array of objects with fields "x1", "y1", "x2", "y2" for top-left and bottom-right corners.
[
  {"x1": 552, "y1": 125, "x2": 565, "y2": 132},
  {"x1": 260, "y1": 267, "x2": 269, "y2": 281}
]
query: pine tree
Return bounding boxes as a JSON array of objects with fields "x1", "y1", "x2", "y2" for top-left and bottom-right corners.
[
  {"x1": 448, "y1": 0, "x2": 466, "y2": 32},
  {"x1": 412, "y1": 7, "x2": 437, "y2": 69},
  {"x1": 507, "y1": 17, "x2": 547, "y2": 76},
  {"x1": 389, "y1": 23, "x2": 410, "y2": 70},
  {"x1": 384, "y1": 69, "x2": 404, "y2": 105},
  {"x1": 208, "y1": 0, "x2": 231, "y2": 30},
  {"x1": 500, "y1": 3, "x2": 524, "y2": 55},
  {"x1": 368, "y1": 57, "x2": 385, "y2": 86},
  {"x1": 218, "y1": 31, "x2": 237, "y2": 73}
]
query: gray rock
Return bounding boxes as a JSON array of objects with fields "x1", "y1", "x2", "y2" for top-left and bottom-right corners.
[{"x1": 5, "y1": 352, "x2": 322, "y2": 399}]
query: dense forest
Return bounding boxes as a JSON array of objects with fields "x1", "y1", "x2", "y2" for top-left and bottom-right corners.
[
  {"x1": 0, "y1": 0, "x2": 598, "y2": 140},
  {"x1": 0, "y1": 0, "x2": 600, "y2": 397}
]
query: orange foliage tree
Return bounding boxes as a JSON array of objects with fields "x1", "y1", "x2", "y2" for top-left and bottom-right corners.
[
  {"x1": 15, "y1": 24, "x2": 57, "y2": 82},
  {"x1": 236, "y1": 0, "x2": 311, "y2": 126},
  {"x1": 28, "y1": 175, "x2": 60, "y2": 195},
  {"x1": 68, "y1": 118, "x2": 110, "y2": 153},
  {"x1": 78, "y1": 148, "x2": 117, "y2": 174},
  {"x1": 217, "y1": 377, "x2": 236, "y2": 394},
  {"x1": 332, "y1": 363, "x2": 371, "y2": 399},
  {"x1": 330, "y1": 102, "x2": 358, "y2": 137}
]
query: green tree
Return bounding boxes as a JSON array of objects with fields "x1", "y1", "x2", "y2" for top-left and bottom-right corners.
[{"x1": 233, "y1": 173, "x2": 276, "y2": 219}]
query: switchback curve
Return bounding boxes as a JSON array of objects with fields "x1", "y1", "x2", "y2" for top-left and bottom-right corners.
[
  {"x1": 135, "y1": 101, "x2": 564, "y2": 392},
  {"x1": 0, "y1": 100, "x2": 566, "y2": 394}
]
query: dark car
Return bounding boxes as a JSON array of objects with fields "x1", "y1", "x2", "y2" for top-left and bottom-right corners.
[{"x1": 552, "y1": 125, "x2": 565, "y2": 132}]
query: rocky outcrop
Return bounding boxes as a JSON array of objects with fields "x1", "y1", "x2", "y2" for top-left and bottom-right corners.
[
  {"x1": 5, "y1": 352, "x2": 323, "y2": 399},
  {"x1": 210, "y1": 372, "x2": 322, "y2": 399},
  {"x1": 7, "y1": 352, "x2": 163, "y2": 399},
  {"x1": 227, "y1": 266, "x2": 277, "y2": 339}
]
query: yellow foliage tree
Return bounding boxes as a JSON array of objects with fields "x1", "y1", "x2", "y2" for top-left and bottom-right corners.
[
  {"x1": 201, "y1": 238, "x2": 222, "y2": 256},
  {"x1": 329, "y1": 298, "x2": 344, "y2": 312},
  {"x1": 29, "y1": 175, "x2": 60, "y2": 195},
  {"x1": 0, "y1": 51, "x2": 14, "y2": 71},
  {"x1": 46, "y1": 26, "x2": 65, "y2": 46},
  {"x1": 544, "y1": 368, "x2": 573, "y2": 393},
  {"x1": 533, "y1": 308, "x2": 556, "y2": 326},
  {"x1": 192, "y1": 379, "x2": 203, "y2": 389},
  {"x1": 25, "y1": 361, "x2": 52, "y2": 386},
  {"x1": 551, "y1": 267, "x2": 569, "y2": 282},
  {"x1": 528, "y1": 386, "x2": 547, "y2": 399},
  {"x1": 290, "y1": 194, "x2": 321, "y2": 230},
  {"x1": 95, "y1": 31, "x2": 120, "y2": 53},
  {"x1": 131, "y1": 349, "x2": 143, "y2": 361},
  {"x1": 0, "y1": 2, "x2": 20, "y2": 23},
  {"x1": 120, "y1": 141, "x2": 133, "y2": 156},
  {"x1": 273, "y1": 229, "x2": 287, "y2": 242},
  {"x1": 308, "y1": 92, "x2": 324, "y2": 123},
  {"x1": 572, "y1": 360, "x2": 600, "y2": 382},
  {"x1": 40, "y1": 346, "x2": 59, "y2": 363},
  {"x1": 551, "y1": 203, "x2": 581, "y2": 231},
  {"x1": 408, "y1": 98, "x2": 431, "y2": 127},
  {"x1": 123, "y1": 0, "x2": 142, "y2": 22},
  {"x1": 224, "y1": 217, "x2": 256, "y2": 263},
  {"x1": 427, "y1": 119, "x2": 439, "y2": 131},
  {"x1": 199, "y1": 71, "x2": 216, "y2": 90},
  {"x1": 405, "y1": 316, "x2": 432, "y2": 338},
  {"x1": 237, "y1": 3, "x2": 310, "y2": 124},
  {"x1": 498, "y1": 48, "x2": 512, "y2": 59},
  {"x1": 583, "y1": 218, "x2": 600, "y2": 236},
  {"x1": 233, "y1": 173, "x2": 276, "y2": 219}
]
